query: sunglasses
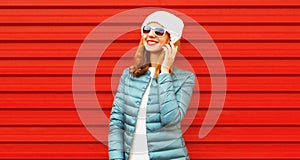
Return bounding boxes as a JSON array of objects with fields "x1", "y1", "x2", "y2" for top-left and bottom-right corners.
[{"x1": 142, "y1": 25, "x2": 167, "y2": 37}]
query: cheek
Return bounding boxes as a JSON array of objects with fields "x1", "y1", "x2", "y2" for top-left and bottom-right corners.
[
  {"x1": 142, "y1": 35, "x2": 147, "y2": 44},
  {"x1": 159, "y1": 37, "x2": 169, "y2": 45},
  {"x1": 142, "y1": 34, "x2": 147, "y2": 39}
]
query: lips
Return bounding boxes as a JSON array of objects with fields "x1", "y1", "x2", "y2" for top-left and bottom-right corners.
[{"x1": 147, "y1": 39, "x2": 158, "y2": 45}]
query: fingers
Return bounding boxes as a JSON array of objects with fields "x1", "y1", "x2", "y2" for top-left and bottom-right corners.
[
  {"x1": 169, "y1": 43, "x2": 178, "y2": 58},
  {"x1": 162, "y1": 45, "x2": 168, "y2": 54},
  {"x1": 161, "y1": 43, "x2": 177, "y2": 71},
  {"x1": 164, "y1": 43, "x2": 177, "y2": 57},
  {"x1": 164, "y1": 44, "x2": 172, "y2": 57}
]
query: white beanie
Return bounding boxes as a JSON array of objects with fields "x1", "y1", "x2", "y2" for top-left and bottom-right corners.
[{"x1": 141, "y1": 11, "x2": 184, "y2": 42}]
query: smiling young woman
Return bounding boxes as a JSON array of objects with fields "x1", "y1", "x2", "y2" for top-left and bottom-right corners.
[
  {"x1": 130, "y1": 21, "x2": 181, "y2": 81},
  {"x1": 108, "y1": 11, "x2": 195, "y2": 160}
]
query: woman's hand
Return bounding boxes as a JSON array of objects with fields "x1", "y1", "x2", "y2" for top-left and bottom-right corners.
[{"x1": 161, "y1": 42, "x2": 178, "y2": 73}]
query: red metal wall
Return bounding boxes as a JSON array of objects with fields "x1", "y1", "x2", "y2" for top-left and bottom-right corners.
[{"x1": 0, "y1": 0, "x2": 300, "y2": 159}]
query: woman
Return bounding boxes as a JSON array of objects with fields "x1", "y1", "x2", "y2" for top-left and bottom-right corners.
[{"x1": 108, "y1": 11, "x2": 195, "y2": 160}]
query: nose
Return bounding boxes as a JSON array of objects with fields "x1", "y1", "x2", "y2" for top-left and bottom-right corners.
[{"x1": 148, "y1": 29, "x2": 156, "y2": 37}]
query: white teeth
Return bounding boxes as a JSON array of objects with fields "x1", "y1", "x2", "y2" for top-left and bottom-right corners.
[{"x1": 147, "y1": 41, "x2": 157, "y2": 45}]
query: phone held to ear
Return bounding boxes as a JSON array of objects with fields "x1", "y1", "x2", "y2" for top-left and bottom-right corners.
[
  {"x1": 171, "y1": 37, "x2": 180, "y2": 45},
  {"x1": 162, "y1": 37, "x2": 179, "y2": 56}
]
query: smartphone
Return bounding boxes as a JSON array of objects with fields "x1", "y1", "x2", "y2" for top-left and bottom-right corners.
[{"x1": 171, "y1": 37, "x2": 180, "y2": 45}]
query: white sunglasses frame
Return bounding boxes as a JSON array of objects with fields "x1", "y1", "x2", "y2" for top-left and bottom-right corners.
[{"x1": 142, "y1": 25, "x2": 169, "y2": 37}]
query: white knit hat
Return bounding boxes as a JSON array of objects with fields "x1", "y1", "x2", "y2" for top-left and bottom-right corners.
[{"x1": 141, "y1": 11, "x2": 184, "y2": 42}]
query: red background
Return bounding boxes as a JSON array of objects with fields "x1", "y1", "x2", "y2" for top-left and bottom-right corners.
[{"x1": 0, "y1": 0, "x2": 300, "y2": 159}]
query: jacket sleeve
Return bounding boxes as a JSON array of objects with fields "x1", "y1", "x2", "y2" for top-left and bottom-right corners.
[
  {"x1": 158, "y1": 72, "x2": 195, "y2": 127},
  {"x1": 108, "y1": 69, "x2": 128, "y2": 160}
]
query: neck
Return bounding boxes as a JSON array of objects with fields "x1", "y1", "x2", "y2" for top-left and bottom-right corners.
[{"x1": 149, "y1": 51, "x2": 161, "y2": 67}]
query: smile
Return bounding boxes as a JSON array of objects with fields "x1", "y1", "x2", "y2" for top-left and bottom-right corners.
[{"x1": 147, "y1": 40, "x2": 158, "y2": 45}]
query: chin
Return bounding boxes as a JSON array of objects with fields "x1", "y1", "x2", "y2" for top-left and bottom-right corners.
[{"x1": 144, "y1": 44, "x2": 163, "y2": 52}]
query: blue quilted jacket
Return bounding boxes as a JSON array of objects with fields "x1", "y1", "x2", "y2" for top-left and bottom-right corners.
[{"x1": 108, "y1": 66, "x2": 195, "y2": 160}]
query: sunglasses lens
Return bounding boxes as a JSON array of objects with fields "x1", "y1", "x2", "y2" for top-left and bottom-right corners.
[
  {"x1": 142, "y1": 26, "x2": 166, "y2": 36},
  {"x1": 154, "y1": 28, "x2": 165, "y2": 36},
  {"x1": 142, "y1": 26, "x2": 151, "y2": 34}
]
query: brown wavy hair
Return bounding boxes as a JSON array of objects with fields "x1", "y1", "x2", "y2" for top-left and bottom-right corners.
[{"x1": 129, "y1": 34, "x2": 181, "y2": 80}]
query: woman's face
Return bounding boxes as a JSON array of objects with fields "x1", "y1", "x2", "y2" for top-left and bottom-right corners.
[{"x1": 142, "y1": 22, "x2": 169, "y2": 53}]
